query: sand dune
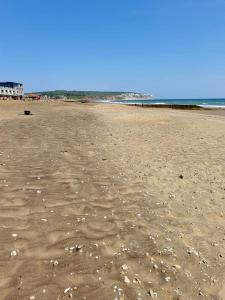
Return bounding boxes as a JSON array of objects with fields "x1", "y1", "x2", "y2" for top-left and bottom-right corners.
[{"x1": 0, "y1": 102, "x2": 225, "y2": 299}]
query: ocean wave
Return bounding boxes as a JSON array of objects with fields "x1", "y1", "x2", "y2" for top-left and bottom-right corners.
[
  {"x1": 149, "y1": 102, "x2": 166, "y2": 105},
  {"x1": 199, "y1": 104, "x2": 225, "y2": 108}
]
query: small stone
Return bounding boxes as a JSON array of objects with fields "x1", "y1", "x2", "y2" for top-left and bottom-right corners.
[
  {"x1": 64, "y1": 287, "x2": 71, "y2": 294},
  {"x1": 75, "y1": 245, "x2": 82, "y2": 252},
  {"x1": 11, "y1": 233, "x2": 17, "y2": 237},
  {"x1": 124, "y1": 276, "x2": 130, "y2": 284},
  {"x1": 179, "y1": 175, "x2": 184, "y2": 179},
  {"x1": 11, "y1": 250, "x2": 18, "y2": 257},
  {"x1": 53, "y1": 260, "x2": 59, "y2": 267},
  {"x1": 169, "y1": 193, "x2": 175, "y2": 199},
  {"x1": 187, "y1": 248, "x2": 199, "y2": 256},
  {"x1": 122, "y1": 264, "x2": 128, "y2": 271},
  {"x1": 30, "y1": 296, "x2": 35, "y2": 300},
  {"x1": 148, "y1": 289, "x2": 156, "y2": 298},
  {"x1": 165, "y1": 276, "x2": 171, "y2": 282},
  {"x1": 172, "y1": 264, "x2": 181, "y2": 270}
]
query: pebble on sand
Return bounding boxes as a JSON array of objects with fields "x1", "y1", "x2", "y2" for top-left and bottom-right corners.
[
  {"x1": 64, "y1": 287, "x2": 71, "y2": 294},
  {"x1": 121, "y1": 264, "x2": 128, "y2": 271},
  {"x1": 52, "y1": 260, "x2": 59, "y2": 267},
  {"x1": 165, "y1": 276, "x2": 171, "y2": 282},
  {"x1": 148, "y1": 289, "x2": 157, "y2": 298},
  {"x1": 10, "y1": 250, "x2": 18, "y2": 257},
  {"x1": 124, "y1": 276, "x2": 131, "y2": 284},
  {"x1": 187, "y1": 248, "x2": 199, "y2": 256},
  {"x1": 172, "y1": 264, "x2": 181, "y2": 270}
]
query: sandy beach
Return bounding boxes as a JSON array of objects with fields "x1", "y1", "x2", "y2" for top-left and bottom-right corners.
[{"x1": 1, "y1": 101, "x2": 225, "y2": 300}]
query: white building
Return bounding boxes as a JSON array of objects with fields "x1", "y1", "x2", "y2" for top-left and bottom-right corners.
[{"x1": 0, "y1": 82, "x2": 24, "y2": 100}]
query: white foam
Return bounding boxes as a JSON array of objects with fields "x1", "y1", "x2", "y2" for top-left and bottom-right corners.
[
  {"x1": 149, "y1": 102, "x2": 166, "y2": 105},
  {"x1": 199, "y1": 104, "x2": 225, "y2": 109}
]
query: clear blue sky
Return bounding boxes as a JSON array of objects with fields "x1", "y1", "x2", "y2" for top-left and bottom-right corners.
[{"x1": 0, "y1": 0, "x2": 225, "y2": 98}]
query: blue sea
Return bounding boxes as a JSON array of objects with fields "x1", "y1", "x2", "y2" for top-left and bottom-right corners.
[{"x1": 113, "y1": 98, "x2": 225, "y2": 108}]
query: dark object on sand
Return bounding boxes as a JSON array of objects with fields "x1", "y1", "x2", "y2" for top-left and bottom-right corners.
[
  {"x1": 24, "y1": 110, "x2": 32, "y2": 115},
  {"x1": 179, "y1": 174, "x2": 184, "y2": 179}
]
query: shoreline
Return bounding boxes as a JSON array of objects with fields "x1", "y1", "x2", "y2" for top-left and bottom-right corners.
[{"x1": 127, "y1": 103, "x2": 203, "y2": 109}]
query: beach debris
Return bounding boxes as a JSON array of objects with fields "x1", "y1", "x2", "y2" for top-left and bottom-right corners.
[
  {"x1": 30, "y1": 296, "x2": 35, "y2": 300},
  {"x1": 10, "y1": 250, "x2": 18, "y2": 257},
  {"x1": 24, "y1": 110, "x2": 33, "y2": 116},
  {"x1": 37, "y1": 190, "x2": 42, "y2": 194},
  {"x1": 11, "y1": 233, "x2": 17, "y2": 237},
  {"x1": 41, "y1": 218, "x2": 47, "y2": 222},
  {"x1": 179, "y1": 174, "x2": 184, "y2": 179}
]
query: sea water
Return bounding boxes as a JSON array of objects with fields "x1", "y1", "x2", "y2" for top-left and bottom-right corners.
[{"x1": 114, "y1": 98, "x2": 225, "y2": 108}]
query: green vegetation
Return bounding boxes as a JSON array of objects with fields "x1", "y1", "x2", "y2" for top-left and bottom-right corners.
[{"x1": 38, "y1": 90, "x2": 130, "y2": 100}]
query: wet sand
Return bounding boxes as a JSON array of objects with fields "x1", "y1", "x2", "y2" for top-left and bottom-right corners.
[{"x1": 1, "y1": 101, "x2": 225, "y2": 300}]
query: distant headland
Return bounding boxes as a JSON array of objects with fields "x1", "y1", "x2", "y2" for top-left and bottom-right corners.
[{"x1": 31, "y1": 90, "x2": 153, "y2": 101}]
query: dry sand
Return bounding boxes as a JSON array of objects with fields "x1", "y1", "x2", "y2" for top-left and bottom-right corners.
[{"x1": 1, "y1": 101, "x2": 225, "y2": 300}]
